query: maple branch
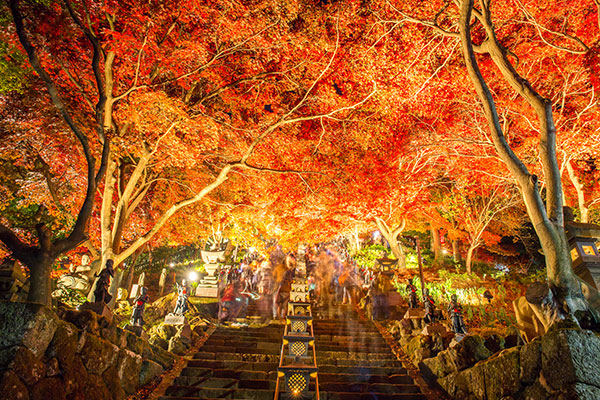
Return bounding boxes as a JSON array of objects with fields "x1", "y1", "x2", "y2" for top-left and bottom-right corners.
[{"x1": 513, "y1": 0, "x2": 589, "y2": 54}]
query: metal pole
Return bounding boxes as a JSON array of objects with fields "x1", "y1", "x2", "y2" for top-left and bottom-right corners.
[{"x1": 416, "y1": 237, "x2": 425, "y2": 299}]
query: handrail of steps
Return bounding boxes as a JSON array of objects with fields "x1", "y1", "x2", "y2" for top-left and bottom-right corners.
[{"x1": 274, "y1": 275, "x2": 320, "y2": 400}]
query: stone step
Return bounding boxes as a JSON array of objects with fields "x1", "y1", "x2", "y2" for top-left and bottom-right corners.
[
  {"x1": 317, "y1": 372, "x2": 414, "y2": 385},
  {"x1": 318, "y1": 392, "x2": 427, "y2": 400},
  {"x1": 165, "y1": 385, "x2": 274, "y2": 400},
  {"x1": 185, "y1": 360, "x2": 279, "y2": 371},
  {"x1": 192, "y1": 351, "x2": 280, "y2": 362},
  {"x1": 181, "y1": 367, "x2": 277, "y2": 381}
]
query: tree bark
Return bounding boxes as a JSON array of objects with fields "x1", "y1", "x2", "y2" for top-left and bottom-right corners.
[
  {"x1": 465, "y1": 244, "x2": 477, "y2": 275},
  {"x1": 27, "y1": 255, "x2": 53, "y2": 305},
  {"x1": 566, "y1": 161, "x2": 589, "y2": 223},
  {"x1": 452, "y1": 239, "x2": 462, "y2": 262},
  {"x1": 375, "y1": 217, "x2": 406, "y2": 268},
  {"x1": 431, "y1": 226, "x2": 443, "y2": 264},
  {"x1": 457, "y1": 0, "x2": 587, "y2": 320}
]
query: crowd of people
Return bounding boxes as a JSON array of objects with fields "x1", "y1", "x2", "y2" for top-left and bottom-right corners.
[{"x1": 215, "y1": 242, "x2": 397, "y2": 323}]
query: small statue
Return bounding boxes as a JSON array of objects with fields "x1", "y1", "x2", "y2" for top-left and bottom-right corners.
[
  {"x1": 448, "y1": 294, "x2": 467, "y2": 334},
  {"x1": 93, "y1": 260, "x2": 114, "y2": 304},
  {"x1": 130, "y1": 286, "x2": 149, "y2": 326},
  {"x1": 406, "y1": 278, "x2": 419, "y2": 309},
  {"x1": 423, "y1": 288, "x2": 437, "y2": 323},
  {"x1": 483, "y1": 289, "x2": 493, "y2": 304},
  {"x1": 173, "y1": 279, "x2": 190, "y2": 315}
]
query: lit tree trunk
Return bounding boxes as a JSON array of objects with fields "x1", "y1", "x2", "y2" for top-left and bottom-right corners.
[
  {"x1": 566, "y1": 160, "x2": 589, "y2": 223},
  {"x1": 27, "y1": 254, "x2": 54, "y2": 305},
  {"x1": 0, "y1": 1, "x2": 111, "y2": 307},
  {"x1": 452, "y1": 239, "x2": 462, "y2": 263},
  {"x1": 375, "y1": 217, "x2": 406, "y2": 268},
  {"x1": 431, "y1": 226, "x2": 443, "y2": 264},
  {"x1": 465, "y1": 243, "x2": 478, "y2": 274},
  {"x1": 458, "y1": 0, "x2": 587, "y2": 320}
]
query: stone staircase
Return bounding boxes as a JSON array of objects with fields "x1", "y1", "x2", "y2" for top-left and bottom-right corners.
[
  {"x1": 159, "y1": 303, "x2": 427, "y2": 400},
  {"x1": 312, "y1": 305, "x2": 426, "y2": 400}
]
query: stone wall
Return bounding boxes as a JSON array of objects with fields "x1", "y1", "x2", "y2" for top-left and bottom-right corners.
[
  {"x1": 0, "y1": 301, "x2": 179, "y2": 400},
  {"x1": 392, "y1": 319, "x2": 600, "y2": 400}
]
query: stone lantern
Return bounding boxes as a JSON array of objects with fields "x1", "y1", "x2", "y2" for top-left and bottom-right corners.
[
  {"x1": 565, "y1": 221, "x2": 600, "y2": 289},
  {"x1": 277, "y1": 362, "x2": 318, "y2": 399}
]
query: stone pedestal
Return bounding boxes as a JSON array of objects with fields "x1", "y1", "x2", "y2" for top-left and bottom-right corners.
[{"x1": 78, "y1": 302, "x2": 113, "y2": 324}]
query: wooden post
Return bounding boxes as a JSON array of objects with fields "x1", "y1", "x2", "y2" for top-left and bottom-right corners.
[{"x1": 416, "y1": 237, "x2": 426, "y2": 299}]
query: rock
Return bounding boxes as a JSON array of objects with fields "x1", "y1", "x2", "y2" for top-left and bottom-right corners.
[
  {"x1": 124, "y1": 330, "x2": 145, "y2": 354},
  {"x1": 176, "y1": 324, "x2": 192, "y2": 346},
  {"x1": 522, "y1": 379, "x2": 549, "y2": 400},
  {"x1": 0, "y1": 370, "x2": 29, "y2": 400},
  {"x1": 59, "y1": 309, "x2": 100, "y2": 336},
  {"x1": 78, "y1": 302, "x2": 113, "y2": 324},
  {"x1": 150, "y1": 344, "x2": 177, "y2": 369},
  {"x1": 437, "y1": 371, "x2": 460, "y2": 398},
  {"x1": 62, "y1": 356, "x2": 88, "y2": 395},
  {"x1": 78, "y1": 334, "x2": 119, "y2": 375},
  {"x1": 569, "y1": 382, "x2": 600, "y2": 399},
  {"x1": 151, "y1": 323, "x2": 177, "y2": 342},
  {"x1": 453, "y1": 335, "x2": 492, "y2": 370},
  {"x1": 148, "y1": 335, "x2": 168, "y2": 350},
  {"x1": 484, "y1": 334, "x2": 505, "y2": 354},
  {"x1": 46, "y1": 358, "x2": 60, "y2": 377},
  {"x1": 0, "y1": 302, "x2": 59, "y2": 358},
  {"x1": 520, "y1": 338, "x2": 541, "y2": 384},
  {"x1": 168, "y1": 336, "x2": 187, "y2": 355},
  {"x1": 541, "y1": 326, "x2": 600, "y2": 391},
  {"x1": 139, "y1": 359, "x2": 164, "y2": 387},
  {"x1": 420, "y1": 347, "x2": 460, "y2": 382},
  {"x1": 5, "y1": 347, "x2": 46, "y2": 385},
  {"x1": 117, "y1": 349, "x2": 142, "y2": 395},
  {"x1": 30, "y1": 377, "x2": 66, "y2": 400},
  {"x1": 45, "y1": 321, "x2": 78, "y2": 371},
  {"x1": 85, "y1": 373, "x2": 111, "y2": 400},
  {"x1": 102, "y1": 366, "x2": 125, "y2": 400},
  {"x1": 405, "y1": 335, "x2": 432, "y2": 363},
  {"x1": 481, "y1": 347, "x2": 521, "y2": 400}
]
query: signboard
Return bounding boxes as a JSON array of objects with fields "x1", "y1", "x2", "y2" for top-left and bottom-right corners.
[
  {"x1": 164, "y1": 314, "x2": 186, "y2": 325},
  {"x1": 196, "y1": 286, "x2": 218, "y2": 298}
]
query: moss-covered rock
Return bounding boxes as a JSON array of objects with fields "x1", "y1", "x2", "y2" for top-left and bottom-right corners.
[
  {"x1": 148, "y1": 335, "x2": 168, "y2": 350},
  {"x1": 482, "y1": 347, "x2": 521, "y2": 400},
  {"x1": 62, "y1": 356, "x2": 88, "y2": 395},
  {"x1": 168, "y1": 336, "x2": 187, "y2": 355},
  {"x1": 139, "y1": 359, "x2": 164, "y2": 387},
  {"x1": 541, "y1": 326, "x2": 600, "y2": 391},
  {"x1": 520, "y1": 338, "x2": 541, "y2": 384},
  {"x1": 117, "y1": 349, "x2": 142, "y2": 395},
  {"x1": 30, "y1": 377, "x2": 66, "y2": 400},
  {"x1": 45, "y1": 321, "x2": 78, "y2": 372},
  {"x1": 4, "y1": 346, "x2": 46, "y2": 386},
  {"x1": 0, "y1": 370, "x2": 29, "y2": 400},
  {"x1": 0, "y1": 302, "x2": 59, "y2": 358},
  {"x1": 102, "y1": 366, "x2": 125, "y2": 400},
  {"x1": 85, "y1": 374, "x2": 111, "y2": 400},
  {"x1": 78, "y1": 333, "x2": 119, "y2": 375}
]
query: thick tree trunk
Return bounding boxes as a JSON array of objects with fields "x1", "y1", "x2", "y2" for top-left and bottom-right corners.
[
  {"x1": 457, "y1": 0, "x2": 588, "y2": 320},
  {"x1": 431, "y1": 226, "x2": 442, "y2": 264},
  {"x1": 27, "y1": 255, "x2": 54, "y2": 306},
  {"x1": 465, "y1": 245, "x2": 477, "y2": 275},
  {"x1": 566, "y1": 161, "x2": 589, "y2": 223},
  {"x1": 452, "y1": 239, "x2": 462, "y2": 262},
  {"x1": 374, "y1": 217, "x2": 406, "y2": 268},
  {"x1": 388, "y1": 239, "x2": 406, "y2": 269}
]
